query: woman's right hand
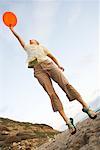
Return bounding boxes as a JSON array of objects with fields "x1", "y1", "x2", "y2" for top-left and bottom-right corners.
[{"x1": 9, "y1": 24, "x2": 13, "y2": 30}]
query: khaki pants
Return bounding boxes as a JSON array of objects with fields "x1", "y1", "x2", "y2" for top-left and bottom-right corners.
[{"x1": 33, "y1": 60, "x2": 81, "y2": 112}]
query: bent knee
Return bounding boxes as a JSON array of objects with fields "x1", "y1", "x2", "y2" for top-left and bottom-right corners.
[{"x1": 66, "y1": 84, "x2": 82, "y2": 101}]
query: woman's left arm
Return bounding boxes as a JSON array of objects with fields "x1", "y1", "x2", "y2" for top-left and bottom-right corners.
[{"x1": 47, "y1": 53, "x2": 64, "y2": 71}]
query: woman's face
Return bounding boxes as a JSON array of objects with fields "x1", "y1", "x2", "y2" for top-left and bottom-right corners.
[{"x1": 29, "y1": 39, "x2": 38, "y2": 45}]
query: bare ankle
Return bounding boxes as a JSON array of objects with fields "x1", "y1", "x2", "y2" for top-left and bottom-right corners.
[
  {"x1": 66, "y1": 119, "x2": 71, "y2": 125},
  {"x1": 83, "y1": 105, "x2": 89, "y2": 109}
]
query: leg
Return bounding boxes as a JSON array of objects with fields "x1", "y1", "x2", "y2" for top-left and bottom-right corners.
[
  {"x1": 65, "y1": 84, "x2": 97, "y2": 119},
  {"x1": 34, "y1": 64, "x2": 76, "y2": 134},
  {"x1": 45, "y1": 62, "x2": 88, "y2": 108},
  {"x1": 76, "y1": 96, "x2": 88, "y2": 108},
  {"x1": 45, "y1": 62, "x2": 97, "y2": 119},
  {"x1": 34, "y1": 69, "x2": 64, "y2": 112},
  {"x1": 65, "y1": 84, "x2": 89, "y2": 108},
  {"x1": 58, "y1": 109, "x2": 69, "y2": 123},
  {"x1": 59, "y1": 109, "x2": 76, "y2": 134}
]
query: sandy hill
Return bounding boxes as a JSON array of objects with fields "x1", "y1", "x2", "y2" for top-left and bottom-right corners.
[
  {"x1": 0, "y1": 112, "x2": 99, "y2": 150},
  {"x1": 0, "y1": 118, "x2": 59, "y2": 150}
]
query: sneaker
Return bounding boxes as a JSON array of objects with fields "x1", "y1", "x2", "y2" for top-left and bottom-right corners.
[
  {"x1": 66, "y1": 118, "x2": 76, "y2": 135},
  {"x1": 82, "y1": 107, "x2": 97, "y2": 119}
]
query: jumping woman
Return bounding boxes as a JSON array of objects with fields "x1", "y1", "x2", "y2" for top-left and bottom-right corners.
[{"x1": 9, "y1": 26, "x2": 97, "y2": 135}]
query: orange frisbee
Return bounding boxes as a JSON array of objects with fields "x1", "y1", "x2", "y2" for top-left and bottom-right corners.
[{"x1": 3, "y1": 11, "x2": 17, "y2": 27}]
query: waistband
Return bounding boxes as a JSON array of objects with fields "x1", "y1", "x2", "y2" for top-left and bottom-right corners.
[{"x1": 28, "y1": 59, "x2": 51, "y2": 68}]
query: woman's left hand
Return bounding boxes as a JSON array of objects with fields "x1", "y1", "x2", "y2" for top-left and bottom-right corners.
[{"x1": 58, "y1": 66, "x2": 64, "y2": 71}]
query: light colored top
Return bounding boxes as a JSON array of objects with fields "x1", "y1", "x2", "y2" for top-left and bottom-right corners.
[{"x1": 24, "y1": 44, "x2": 51, "y2": 64}]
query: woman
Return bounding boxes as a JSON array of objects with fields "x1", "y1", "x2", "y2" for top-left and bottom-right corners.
[{"x1": 9, "y1": 26, "x2": 97, "y2": 135}]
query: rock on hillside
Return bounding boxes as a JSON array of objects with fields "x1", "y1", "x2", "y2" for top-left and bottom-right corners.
[
  {"x1": 0, "y1": 118, "x2": 59, "y2": 150},
  {"x1": 37, "y1": 112, "x2": 100, "y2": 150},
  {"x1": 0, "y1": 113, "x2": 100, "y2": 150}
]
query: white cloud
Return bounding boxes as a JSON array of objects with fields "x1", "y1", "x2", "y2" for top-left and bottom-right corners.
[
  {"x1": 68, "y1": 3, "x2": 81, "y2": 25},
  {"x1": 29, "y1": 1, "x2": 62, "y2": 41}
]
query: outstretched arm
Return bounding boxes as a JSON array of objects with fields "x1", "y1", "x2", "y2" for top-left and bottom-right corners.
[
  {"x1": 9, "y1": 26, "x2": 25, "y2": 48},
  {"x1": 47, "y1": 53, "x2": 64, "y2": 71}
]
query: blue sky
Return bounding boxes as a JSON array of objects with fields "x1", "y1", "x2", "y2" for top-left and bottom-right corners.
[{"x1": 0, "y1": 0, "x2": 99, "y2": 131}]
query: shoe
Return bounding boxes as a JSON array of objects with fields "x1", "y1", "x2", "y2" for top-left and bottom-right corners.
[
  {"x1": 66, "y1": 118, "x2": 76, "y2": 135},
  {"x1": 82, "y1": 107, "x2": 97, "y2": 119}
]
